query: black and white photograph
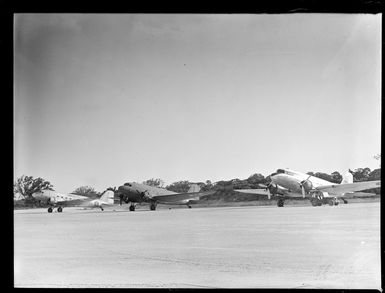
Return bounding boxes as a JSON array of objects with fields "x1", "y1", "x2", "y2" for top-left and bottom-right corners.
[{"x1": 14, "y1": 13, "x2": 381, "y2": 288}]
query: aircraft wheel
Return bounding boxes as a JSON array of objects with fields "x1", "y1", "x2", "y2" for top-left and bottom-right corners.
[
  {"x1": 48, "y1": 207, "x2": 53, "y2": 213},
  {"x1": 129, "y1": 205, "x2": 135, "y2": 211},
  {"x1": 57, "y1": 206, "x2": 63, "y2": 212},
  {"x1": 277, "y1": 199, "x2": 284, "y2": 207},
  {"x1": 188, "y1": 205, "x2": 192, "y2": 209},
  {"x1": 150, "y1": 203, "x2": 157, "y2": 210},
  {"x1": 328, "y1": 200, "x2": 334, "y2": 206},
  {"x1": 334, "y1": 201, "x2": 339, "y2": 206}
]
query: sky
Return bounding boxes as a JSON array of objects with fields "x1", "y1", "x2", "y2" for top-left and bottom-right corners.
[{"x1": 14, "y1": 14, "x2": 381, "y2": 193}]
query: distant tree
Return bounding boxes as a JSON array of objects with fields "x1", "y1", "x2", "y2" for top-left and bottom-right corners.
[
  {"x1": 330, "y1": 171, "x2": 343, "y2": 184},
  {"x1": 142, "y1": 178, "x2": 164, "y2": 188},
  {"x1": 72, "y1": 186, "x2": 99, "y2": 197},
  {"x1": 314, "y1": 172, "x2": 333, "y2": 182},
  {"x1": 246, "y1": 173, "x2": 267, "y2": 187},
  {"x1": 373, "y1": 154, "x2": 381, "y2": 167},
  {"x1": 202, "y1": 180, "x2": 213, "y2": 191},
  {"x1": 166, "y1": 180, "x2": 191, "y2": 193},
  {"x1": 231, "y1": 178, "x2": 251, "y2": 189},
  {"x1": 351, "y1": 168, "x2": 371, "y2": 182},
  {"x1": 368, "y1": 168, "x2": 381, "y2": 181},
  {"x1": 14, "y1": 175, "x2": 54, "y2": 200}
]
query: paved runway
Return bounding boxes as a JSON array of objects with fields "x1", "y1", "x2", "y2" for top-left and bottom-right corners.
[{"x1": 14, "y1": 202, "x2": 380, "y2": 288}]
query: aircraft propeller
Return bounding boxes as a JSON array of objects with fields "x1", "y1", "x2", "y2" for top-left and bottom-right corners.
[
  {"x1": 260, "y1": 182, "x2": 278, "y2": 200},
  {"x1": 299, "y1": 175, "x2": 313, "y2": 198},
  {"x1": 136, "y1": 189, "x2": 149, "y2": 200}
]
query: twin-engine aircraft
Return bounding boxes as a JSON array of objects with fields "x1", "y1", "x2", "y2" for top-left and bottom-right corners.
[
  {"x1": 117, "y1": 182, "x2": 215, "y2": 211},
  {"x1": 32, "y1": 189, "x2": 115, "y2": 213},
  {"x1": 235, "y1": 168, "x2": 380, "y2": 207}
]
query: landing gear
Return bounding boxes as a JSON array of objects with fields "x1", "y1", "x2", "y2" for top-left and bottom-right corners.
[
  {"x1": 341, "y1": 198, "x2": 348, "y2": 204},
  {"x1": 57, "y1": 206, "x2": 63, "y2": 212},
  {"x1": 150, "y1": 202, "x2": 157, "y2": 211},
  {"x1": 48, "y1": 207, "x2": 53, "y2": 213},
  {"x1": 277, "y1": 198, "x2": 285, "y2": 207},
  {"x1": 100, "y1": 206, "x2": 104, "y2": 211},
  {"x1": 310, "y1": 198, "x2": 322, "y2": 206},
  {"x1": 129, "y1": 203, "x2": 135, "y2": 211},
  {"x1": 188, "y1": 205, "x2": 192, "y2": 209}
]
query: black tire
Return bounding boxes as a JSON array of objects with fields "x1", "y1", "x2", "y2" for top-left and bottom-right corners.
[
  {"x1": 150, "y1": 203, "x2": 156, "y2": 210},
  {"x1": 328, "y1": 200, "x2": 334, "y2": 206},
  {"x1": 57, "y1": 207, "x2": 63, "y2": 212},
  {"x1": 129, "y1": 205, "x2": 135, "y2": 211},
  {"x1": 277, "y1": 199, "x2": 284, "y2": 207},
  {"x1": 48, "y1": 207, "x2": 53, "y2": 213}
]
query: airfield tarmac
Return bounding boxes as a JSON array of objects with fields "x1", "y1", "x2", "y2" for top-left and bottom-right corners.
[{"x1": 14, "y1": 202, "x2": 380, "y2": 288}]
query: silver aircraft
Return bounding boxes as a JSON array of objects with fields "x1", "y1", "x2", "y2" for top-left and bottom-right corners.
[{"x1": 235, "y1": 168, "x2": 380, "y2": 207}]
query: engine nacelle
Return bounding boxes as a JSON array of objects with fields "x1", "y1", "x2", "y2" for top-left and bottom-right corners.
[{"x1": 300, "y1": 179, "x2": 313, "y2": 194}]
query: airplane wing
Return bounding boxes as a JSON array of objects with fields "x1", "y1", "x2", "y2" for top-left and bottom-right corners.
[
  {"x1": 67, "y1": 194, "x2": 89, "y2": 200},
  {"x1": 234, "y1": 189, "x2": 271, "y2": 196},
  {"x1": 152, "y1": 191, "x2": 215, "y2": 203},
  {"x1": 316, "y1": 180, "x2": 380, "y2": 195}
]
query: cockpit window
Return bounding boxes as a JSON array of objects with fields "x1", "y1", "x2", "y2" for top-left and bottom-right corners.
[
  {"x1": 124, "y1": 183, "x2": 132, "y2": 186},
  {"x1": 276, "y1": 169, "x2": 285, "y2": 174}
]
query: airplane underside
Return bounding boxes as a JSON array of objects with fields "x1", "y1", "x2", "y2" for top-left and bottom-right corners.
[
  {"x1": 125, "y1": 201, "x2": 193, "y2": 211},
  {"x1": 275, "y1": 196, "x2": 347, "y2": 207}
]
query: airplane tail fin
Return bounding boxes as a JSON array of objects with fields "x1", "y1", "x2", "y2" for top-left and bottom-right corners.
[
  {"x1": 341, "y1": 170, "x2": 354, "y2": 184},
  {"x1": 100, "y1": 190, "x2": 115, "y2": 204},
  {"x1": 188, "y1": 184, "x2": 201, "y2": 193}
]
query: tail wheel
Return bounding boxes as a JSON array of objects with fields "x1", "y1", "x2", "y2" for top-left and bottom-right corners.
[{"x1": 48, "y1": 207, "x2": 53, "y2": 213}]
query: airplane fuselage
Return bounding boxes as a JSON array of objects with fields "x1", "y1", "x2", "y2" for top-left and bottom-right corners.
[
  {"x1": 117, "y1": 182, "x2": 177, "y2": 203},
  {"x1": 270, "y1": 170, "x2": 332, "y2": 196}
]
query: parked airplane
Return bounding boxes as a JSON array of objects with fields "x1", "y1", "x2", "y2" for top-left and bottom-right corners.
[
  {"x1": 235, "y1": 168, "x2": 380, "y2": 207},
  {"x1": 117, "y1": 182, "x2": 215, "y2": 211},
  {"x1": 32, "y1": 189, "x2": 115, "y2": 213}
]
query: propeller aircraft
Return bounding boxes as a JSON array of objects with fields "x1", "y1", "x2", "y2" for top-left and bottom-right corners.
[{"x1": 235, "y1": 168, "x2": 380, "y2": 207}]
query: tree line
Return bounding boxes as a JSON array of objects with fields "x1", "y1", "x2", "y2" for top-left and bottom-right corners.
[
  {"x1": 136, "y1": 167, "x2": 381, "y2": 194},
  {"x1": 14, "y1": 167, "x2": 381, "y2": 203}
]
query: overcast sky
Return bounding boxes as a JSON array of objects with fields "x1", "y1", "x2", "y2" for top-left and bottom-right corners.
[{"x1": 14, "y1": 14, "x2": 381, "y2": 193}]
